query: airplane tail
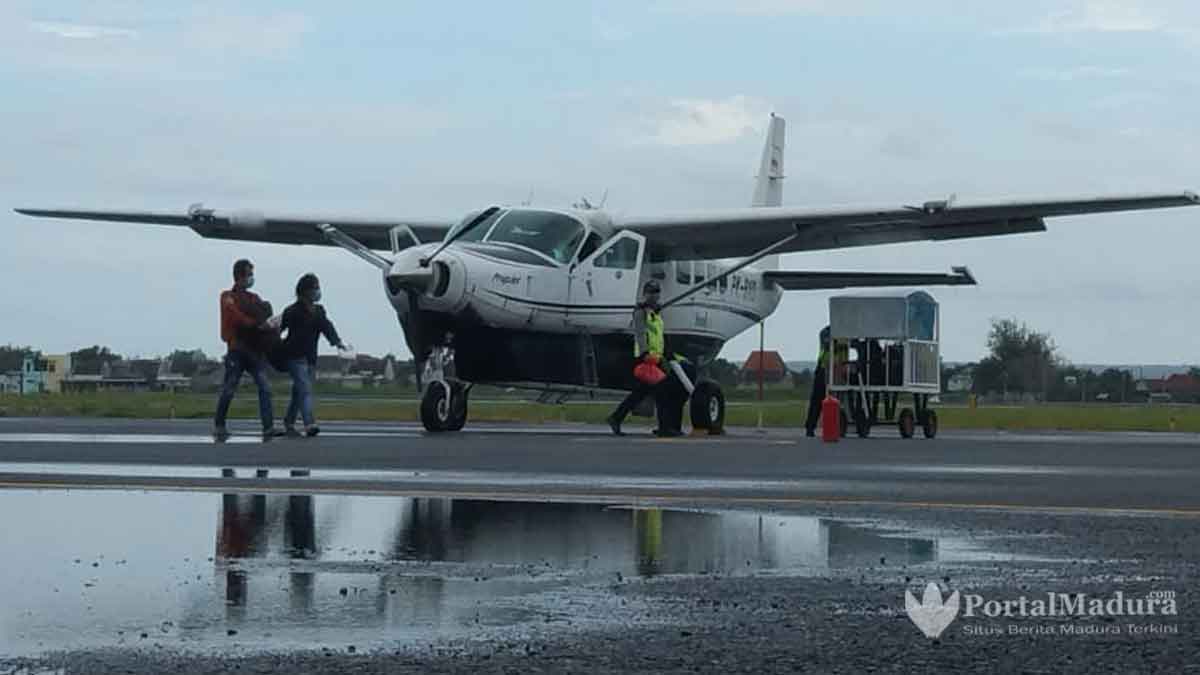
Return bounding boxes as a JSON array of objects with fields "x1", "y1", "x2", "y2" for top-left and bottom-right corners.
[{"x1": 752, "y1": 114, "x2": 785, "y2": 269}]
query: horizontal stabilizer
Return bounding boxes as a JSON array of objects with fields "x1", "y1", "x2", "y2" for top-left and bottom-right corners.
[{"x1": 764, "y1": 266, "x2": 976, "y2": 291}]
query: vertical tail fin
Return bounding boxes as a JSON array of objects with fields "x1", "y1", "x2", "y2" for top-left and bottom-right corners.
[{"x1": 752, "y1": 114, "x2": 785, "y2": 269}]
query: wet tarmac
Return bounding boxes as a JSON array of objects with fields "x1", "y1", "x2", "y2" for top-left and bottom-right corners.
[
  {"x1": 0, "y1": 417, "x2": 1197, "y2": 672},
  {"x1": 1, "y1": 488, "x2": 1016, "y2": 658}
]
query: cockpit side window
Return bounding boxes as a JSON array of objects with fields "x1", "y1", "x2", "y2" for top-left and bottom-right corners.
[{"x1": 485, "y1": 210, "x2": 585, "y2": 264}]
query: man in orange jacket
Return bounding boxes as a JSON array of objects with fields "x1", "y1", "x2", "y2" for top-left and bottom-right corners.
[{"x1": 214, "y1": 259, "x2": 283, "y2": 440}]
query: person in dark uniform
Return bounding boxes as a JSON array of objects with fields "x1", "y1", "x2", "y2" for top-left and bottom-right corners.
[{"x1": 279, "y1": 273, "x2": 347, "y2": 437}]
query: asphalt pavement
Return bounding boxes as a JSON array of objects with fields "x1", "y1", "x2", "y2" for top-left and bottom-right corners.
[{"x1": 0, "y1": 417, "x2": 1196, "y2": 673}]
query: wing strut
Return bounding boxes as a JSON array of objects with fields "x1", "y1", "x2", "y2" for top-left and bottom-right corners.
[
  {"x1": 316, "y1": 223, "x2": 392, "y2": 271},
  {"x1": 659, "y1": 225, "x2": 802, "y2": 310}
]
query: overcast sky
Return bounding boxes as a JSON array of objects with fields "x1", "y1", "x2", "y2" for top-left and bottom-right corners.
[{"x1": 2, "y1": 1, "x2": 1198, "y2": 365}]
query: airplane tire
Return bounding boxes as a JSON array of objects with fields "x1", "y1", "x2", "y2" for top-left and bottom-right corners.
[
  {"x1": 446, "y1": 383, "x2": 469, "y2": 432},
  {"x1": 689, "y1": 380, "x2": 726, "y2": 434},
  {"x1": 420, "y1": 382, "x2": 452, "y2": 432}
]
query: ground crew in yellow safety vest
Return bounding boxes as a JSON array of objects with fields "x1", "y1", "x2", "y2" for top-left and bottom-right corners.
[
  {"x1": 805, "y1": 325, "x2": 832, "y2": 437},
  {"x1": 607, "y1": 280, "x2": 689, "y2": 437}
]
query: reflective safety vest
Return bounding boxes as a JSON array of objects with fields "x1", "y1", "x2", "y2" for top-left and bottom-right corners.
[{"x1": 637, "y1": 309, "x2": 666, "y2": 358}]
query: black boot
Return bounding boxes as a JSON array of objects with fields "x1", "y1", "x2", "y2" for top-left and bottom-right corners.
[{"x1": 606, "y1": 411, "x2": 626, "y2": 436}]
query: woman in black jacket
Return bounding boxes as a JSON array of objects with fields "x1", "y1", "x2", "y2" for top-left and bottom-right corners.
[{"x1": 280, "y1": 273, "x2": 347, "y2": 437}]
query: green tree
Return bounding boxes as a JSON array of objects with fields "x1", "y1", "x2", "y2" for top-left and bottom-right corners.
[
  {"x1": 166, "y1": 349, "x2": 209, "y2": 377},
  {"x1": 706, "y1": 358, "x2": 741, "y2": 388},
  {"x1": 0, "y1": 345, "x2": 40, "y2": 373},
  {"x1": 972, "y1": 319, "x2": 1059, "y2": 399},
  {"x1": 70, "y1": 346, "x2": 123, "y2": 375}
]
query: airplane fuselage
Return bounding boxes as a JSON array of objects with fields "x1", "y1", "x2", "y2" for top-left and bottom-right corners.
[{"x1": 383, "y1": 207, "x2": 783, "y2": 390}]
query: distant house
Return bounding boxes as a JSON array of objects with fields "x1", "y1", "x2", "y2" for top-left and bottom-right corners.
[
  {"x1": 1138, "y1": 374, "x2": 1200, "y2": 402},
  {"x1": 0, "y1": 372, "x2": 20, "y2": 394},
  {"x1": 63, "y1": 359, "x2": 157, "y2": 393},
  {"x1": 19, "y1": 356, "x2": 49, "y2": 394},
  {"x1": 742, "y1": 351, "x2": 789, "y2": 384},
  {"x1": 947, "y1": 370, "x2": 974, "y2": 393}
]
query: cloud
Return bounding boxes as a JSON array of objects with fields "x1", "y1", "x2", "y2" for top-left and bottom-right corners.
[
  {"x1": 1023, "y1": 2, "x2": 1165, "y2": 34},
  {"x1": 641, "y1": 95, "x2": 771, "y2": 146},
  {"x1": 30, "y1": 21, "x2": 138, "y2": 40},
  {"x1": 593, "y1": 19, "x2": 633, "y2": 42},
  {"x1": 4, "y1": 7, "x2": 312, "y2": 78},
  {"x1": 181, "y1": 11, "x2": 312, "y2": 59},
  {"x1": 1018, "y1": 65, "x2": 1132, "y2": 81},
  {"x1": 656, "y1": 0, "x2": 882, "y2": 16}
]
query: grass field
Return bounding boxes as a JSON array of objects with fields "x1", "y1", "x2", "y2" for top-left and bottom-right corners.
[{"x1": 3, "y1": 391, "x2": 1200, "y2": 432}]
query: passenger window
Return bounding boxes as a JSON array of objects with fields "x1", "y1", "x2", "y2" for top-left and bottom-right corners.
[
  {"x1": 593, "y1": 237, "x2": 639, "y2": 270},
  {"x1": 693, "y1": 261, "x2": 706, "y2": 284},
  {"x1": 650, "y1": 264, "x2": 667, "y2": 280},
  {"x1": 577, "y1": 232, "x2": 602, "y2": 262}
]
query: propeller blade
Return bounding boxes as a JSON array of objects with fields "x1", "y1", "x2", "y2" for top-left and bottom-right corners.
[{"x1": 420, "y1": 206, "x2": 500, "y2": 268}]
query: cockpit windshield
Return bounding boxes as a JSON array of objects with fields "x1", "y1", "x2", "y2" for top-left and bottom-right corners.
[
  {"x1": 485, "y1": 210, "x2": 585, "y2": 264},
  {"x1": 445, "y1": 208, "x2": 507, "y2": 244}
]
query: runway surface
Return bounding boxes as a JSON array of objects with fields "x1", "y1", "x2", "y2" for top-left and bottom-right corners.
[
  {"x1": 0, "y1": 417, "x2": 1198, "y2": 512},
  {"x1": 1, "y1": 417, "x2": 1197, "y2": 672}
]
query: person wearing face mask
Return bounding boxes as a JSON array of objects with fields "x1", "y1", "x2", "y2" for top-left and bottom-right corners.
[
  {"x1": 214, "y1": 259, "x2": 283, "y2": 441},
  {"x1": 279, "y1": 273, "x2": 347, "y2": 437},
  {"x1": 606, "y1": 280, "x2": 681, "y2": 436}
]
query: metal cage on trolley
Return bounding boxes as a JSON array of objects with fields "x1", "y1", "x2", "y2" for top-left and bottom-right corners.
[{"x1": 827, "y1": 290, "x2": 941, "y2": 438}]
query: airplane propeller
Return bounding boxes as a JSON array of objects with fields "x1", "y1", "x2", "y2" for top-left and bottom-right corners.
[{"x1": 420, "y1": 206, "x2": 499, "y2": 268}]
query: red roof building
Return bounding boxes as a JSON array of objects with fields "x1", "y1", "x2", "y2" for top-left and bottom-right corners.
[{"x1": 742, "y1": 351, "x2": 789, "y2": 383}]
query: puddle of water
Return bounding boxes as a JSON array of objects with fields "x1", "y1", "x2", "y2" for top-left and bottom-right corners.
[{"x1": 0, "y1": 490, "x2": 955, "y2": 657}]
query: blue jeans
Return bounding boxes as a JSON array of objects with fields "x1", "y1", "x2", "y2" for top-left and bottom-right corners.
[
  {"x1": 283, "y1": 359, "x2": 315, "y2": 428},
  {"x1": 214, "y1": 350, "x2": 274, "y2": 430}
]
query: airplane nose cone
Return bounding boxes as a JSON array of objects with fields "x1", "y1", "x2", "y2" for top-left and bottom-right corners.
[{"x1": 387, "y1": 248, "x2": 435, "y2": 294}]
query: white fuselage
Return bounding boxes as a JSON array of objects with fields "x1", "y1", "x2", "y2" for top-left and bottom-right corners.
[{"x1": 383, "y1": 207, "x2": 783, "y2": 353}]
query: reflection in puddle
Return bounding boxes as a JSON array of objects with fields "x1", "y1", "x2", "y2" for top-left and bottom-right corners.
[{"x1": 0, "y1": 490, "x2": 941, "y2": 657}]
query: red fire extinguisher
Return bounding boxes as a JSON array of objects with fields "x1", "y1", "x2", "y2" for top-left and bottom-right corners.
[{"x1": 821, "y1": 395, "x2": 841, "y2": 442}]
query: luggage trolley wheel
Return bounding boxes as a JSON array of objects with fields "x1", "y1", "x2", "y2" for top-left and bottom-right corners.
[
  {"x1": 897, "y1": 407, "x2": 916, "y2": 439},
  {"x1": 919, "y1": 409, "x2": 938, "y2": 439}
]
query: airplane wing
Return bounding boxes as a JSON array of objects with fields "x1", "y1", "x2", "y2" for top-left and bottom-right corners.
[
  {"x1": 764, "y1": 266, "x2": 976, "y2": 291},
  {"x1": 619, "y1": 192, "x2": 1199, "y2": 259},
  {"x1": 13, "y1": 205, "x2": 454, "y2": 251}
]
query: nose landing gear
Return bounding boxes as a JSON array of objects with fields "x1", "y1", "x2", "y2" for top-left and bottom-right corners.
[{"x1": 419, "y1": 345, "x2": 470, "y2": 432}]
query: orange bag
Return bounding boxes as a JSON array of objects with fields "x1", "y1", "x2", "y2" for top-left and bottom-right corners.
[{"x1": 634, "y1": 360, "x2": 667, "y2": 386}]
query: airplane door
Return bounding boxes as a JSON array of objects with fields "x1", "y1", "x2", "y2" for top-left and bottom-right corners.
[{"x1": 567, "y1": 231, "x2": 646, "y2": 329}]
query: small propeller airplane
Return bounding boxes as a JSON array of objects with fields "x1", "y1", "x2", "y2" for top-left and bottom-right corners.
[{"x1": 16, "y1": 115, "x2": 1199, "y2": 432}]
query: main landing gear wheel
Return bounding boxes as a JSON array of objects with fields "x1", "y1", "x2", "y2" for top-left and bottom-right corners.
[
  {"x1": 447, "y1": 382, "x2": 469, "y2": 432},
  {"x1": 920, "y1": 410, "x2": 938, "y2": 439},
  {"x1": 420, "y1": 382, "x2": 454, "y2": 432},
  {"x1": 689, "y1": 380, "x2": 726, "y2": 434},
  {"x1": 898, "y1": 407, "x2": 916, "y2": 439}
]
